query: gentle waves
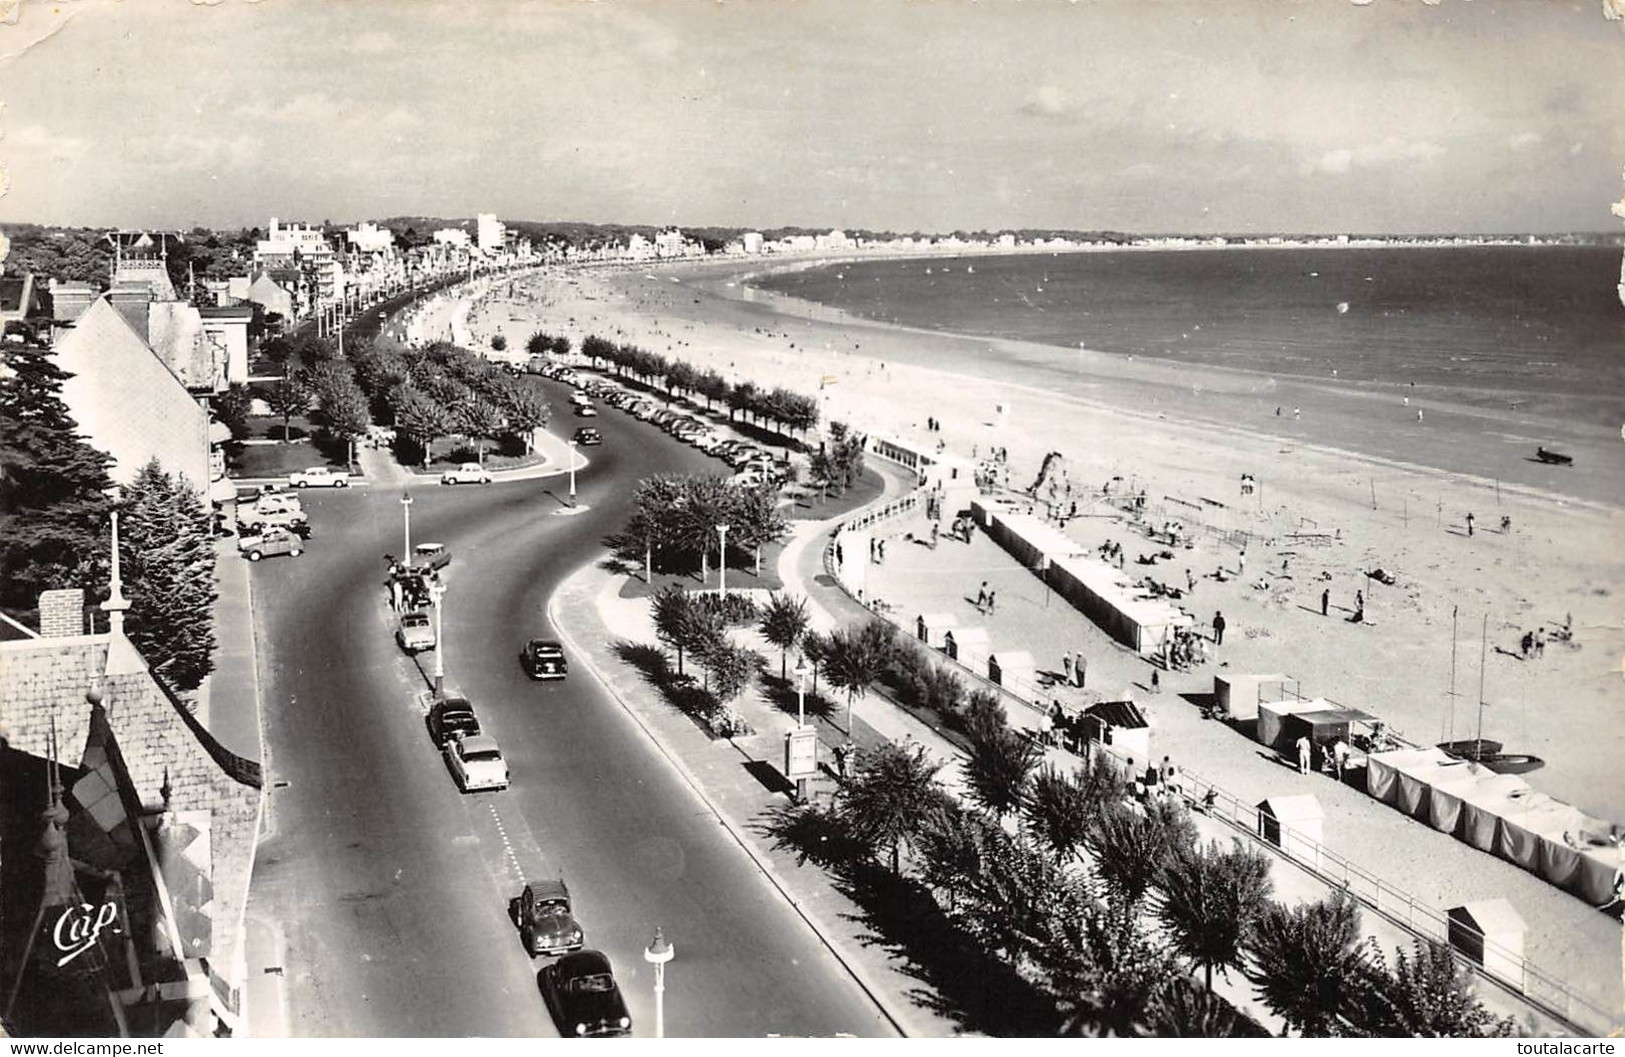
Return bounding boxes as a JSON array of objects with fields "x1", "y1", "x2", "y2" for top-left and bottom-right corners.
[{"x1": 754, "y1": 245, "x2": 1625, "y2": 433}]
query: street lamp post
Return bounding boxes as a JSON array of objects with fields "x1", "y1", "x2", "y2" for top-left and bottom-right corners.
[
  {"x1": 794, "y1": 656, "x2": 810, "y2": 802},
  {"x1": 568, "y1": 439, "x2": 578, "y2": 501},
  {"x1": 400, "y1": 492, "x2": 414, "y2": 568},
  {"x1": 716, "y1": 525, "x2": 730, "y2": 597},
  {"x1": 429, "y1": 580, "x2": 447, "y2": 700},
  {"x1": 643, "y1": 928, "x2": 673, "y2": 1038}
]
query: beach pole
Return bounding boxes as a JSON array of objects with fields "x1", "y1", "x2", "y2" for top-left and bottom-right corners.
[{"x1": 1370, "y1": 478, "x2": 1377, "y2": 511}]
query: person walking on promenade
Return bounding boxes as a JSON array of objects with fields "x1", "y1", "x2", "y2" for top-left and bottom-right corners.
[
  {"x1": 1212, "y1": 611, "x2": 1227, "y2": 646},
  {"x1": 1296, "y1": 734, "x2": 1312, "y2": 775},
  {"x1": 1466, "y1": 512, "x2": 1475, "y2": 537},
  {"x1": 878, "y1": 538, "x2": 887, "y2": 563},
  {"x1": 869, "y1": 537, "x2": 878, "y2": 563},
  {"x1": 1321, "y1": 588, "x2": 1330, "y2": 616},
  {"x1": 1062, "y1": 651, "x2": 1074, "y2": 686}
]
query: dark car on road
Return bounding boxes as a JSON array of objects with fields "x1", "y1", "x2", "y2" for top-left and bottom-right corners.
[
  {"x1": 538, "y1": 951, "x2": 631, "y2": 1037},
  {"x1": 522, "y1": 639, "x2": 568, "y2": 680},
  {"x1": 427, "y1": 696, "x2": 481, "y2": 746},
  {"x1": 571, "y1": 427, "x2": 602, "y2": 447},
  {"x1": 517, "y1": 879, "x2": 585, "y2": 958}
]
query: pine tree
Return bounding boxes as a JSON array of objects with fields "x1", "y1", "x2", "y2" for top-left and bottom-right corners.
[
  {"x1": 0, "y1": 345, "x2": 115, "y2": 610},
  {"x1": 120, "y1": 460, "x2": 218, "y2": 693}
]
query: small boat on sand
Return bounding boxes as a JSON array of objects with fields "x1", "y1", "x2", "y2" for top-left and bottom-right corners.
[
  {"x1": 1535, "y1": 447, "x2": 1574, "y2": 466},
  {"x1": 1437, "y1": 741, "x2": 1545, "y2": 774}
]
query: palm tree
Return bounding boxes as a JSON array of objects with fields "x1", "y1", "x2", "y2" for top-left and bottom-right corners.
[
  {"x1": 1243, "y1": 890, "x2": 1373, "y2": 1036},
  {"x1": 838, "y1": 740, "x2": 948, "y2": 874},
  {"x1": 1144, "y1": 977, "x2": 1271, "y2": 1037},
  {"x1": 823, "y1": 622, "x2": 893, "y2": 733},
  {"x1": 962, "y1": 717, "x2": 1040, "y2": 821},
  {"x1": 1023, "y1": 764, "x2": 1094, "y2": 862},
  {"x1": 1349, "y1": 940, "x2": 1515, "y2": 1038},
  {"x1": 1156, "y1": 839, "x2": 1274, "y2": 991},
  {"x1": 1085, "y1": 798, "x2": 1196, "y2": 907},
  {"x1": 800, "y1": 629, "x2": 831, "y2": 698},
  {"x1": 758, "y1": 592, "x2": 809, "y2": 679}
]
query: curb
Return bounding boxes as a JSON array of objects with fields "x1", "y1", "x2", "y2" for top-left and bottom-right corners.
[{"x1": 547, "y1": 564, "x2": 914, "y2": 1039}]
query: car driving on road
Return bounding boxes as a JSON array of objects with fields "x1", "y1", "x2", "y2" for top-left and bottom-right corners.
[
  {"x1": 517, "y1": 879, "x2": 585, "y2": 958},
  {"x1": 444, "y1": 733, "x2": 510, "y2": 792},
  {"x1": 440, "y1": 462, "x2": 493, "y2": 485},
  {"x1": 538, "y1": 951, "x2": 631, "y2": 1037},
  {"x1": 571, "y1": 427, "x2": 601, "y2": 447},
  {"x1": 289, "y1": 466, "x2": 351, "y2": 488},
  {"x1": 522, "y1": 639, "x2": 568, "y2": 680},
  {"x1": 238, "y1": 527, "x2": 304, "y2": 562},
  {"x1": 396, "y1": 610, "x2": 436, "y2": 653}
]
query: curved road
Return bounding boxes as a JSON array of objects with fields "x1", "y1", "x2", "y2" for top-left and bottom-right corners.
[{"x1": 245, "y1": 379, "x2": 894, "y2": 1037}]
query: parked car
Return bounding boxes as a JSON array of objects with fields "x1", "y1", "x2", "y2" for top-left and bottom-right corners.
[
  {"x1": 517, "y1": 879, "x2": 585, "y2": 958},
  {"x1": 411, "y1": 542, "x2": 452, "y2": 573},
  {"x1": 247, "y1": 491, "x2": 304, "y2": 515},
  {"x1": 289, "y1": 467, "x2": 351, "y2": 488},
  {"x1": 238, "y1": 528, "x2": 304, "y2": 562},
  {"x1": 239, "y1": 505, "x2": 310, "y2": 536},
  {"x1": 538, "y1": 951, "x2": 631, "y2": 1037},
  {"x1": 427, "y1": 696, "x2": 481, "y2": 746},
  {"x1": 396, "y1": 610, "x2": 436, "y2": 653},
  {"x1": 445, "y1": 733, "x2": 510, "y2": 792},
  {"x1": 571, "y1": 428, "x2": 602, "y2": 447},
  {"x1": 440, "y1": 462, "x2": 493, "y2": 485},
  {"x1": 522, "y1": 639, "x2": 568, "y2": 680}
]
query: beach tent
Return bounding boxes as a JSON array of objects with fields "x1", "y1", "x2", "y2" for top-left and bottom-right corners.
[
  {"x1": 1257, "y1": 794, "x2": 1324, "y2": 861},
  {"x1": 1496, "y1": 793, "x2": 1586, "y2": 873},
  {"x1": 1392, "y1": 750, "x2": 1470, "y2": 819},
  {"x1": 1457, "y1": 777, "x2": 1535, "y2": 853},
  {"x1": 1256, "y1": 698, "x2": 1332, "y2": 753},
  {"x1": 1428, "y1": 766, "x2": 1530, "y2": 839},
  {"x1": 987, "y1": 651, "x2": 1036, "y2": 692},
  {"x1": 1281, "y1": 707, "x2": 1378, "y2": 769},
  {"x1": 1447, "y1": 900, "x2": 1525, "y2": 983},
  {"x1": 1366, "y1": 747, "x2": 1451, "y2": 806},
  {"x1": 916, "y1": 612, "x2": 958, "y2": 649},
  {"x1": 1213, "y1": 673, "x2": 1290, "y2": 722},
  {"x1": 1083, "y1": 699, "x2": 1152, "y2": 763},
  {"x1": 943, "y1": 626, "x2": 990, "y2": 665}
]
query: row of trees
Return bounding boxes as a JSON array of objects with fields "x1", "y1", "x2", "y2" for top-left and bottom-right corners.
[
  {"x1": 576, "y1": 335, "x2": 820, "y2": 439},
  {"x1": 813, "y1": 724, "x2": 1515, "y2": 1037},
  {"x1": 650, "y1": 586, "x2": 760, "y2": 736},
  {"x1": 0, "y1": 344, "x2": 219, "y2": 693},
  {"x1": 526, "y1": 330, "x2": 572, "y2": 358},
  {"x1": 349, "y1": 339, "x2": 550, "y2": 460},
  {"x1": 619, "y1": 473, "x2": 789, "y2": 580}
]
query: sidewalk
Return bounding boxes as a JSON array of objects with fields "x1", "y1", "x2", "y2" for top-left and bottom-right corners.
[{"x1": 204, "y1": 538, "x2": 263, "y2": 764}]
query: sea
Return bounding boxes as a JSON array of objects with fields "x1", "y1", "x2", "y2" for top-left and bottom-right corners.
[{"x1": 753, "y1": 245, "x2": 1625, "y2": 439}]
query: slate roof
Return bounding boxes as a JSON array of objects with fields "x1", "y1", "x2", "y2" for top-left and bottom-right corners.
[
  {"x1": 1085, "y1": 698, "x2": 1149, "y2": 729},
  {"x1": 0, "y1": 633, "x2": 263, "y2": 1000},
  {"x1": 147, "y1": 301, "x2": 220, "y2": 392}
]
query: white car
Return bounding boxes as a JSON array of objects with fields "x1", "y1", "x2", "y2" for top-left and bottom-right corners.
[
  {"x1": 440, "y1": 462, "x2": 492, "y2": 485},
  {"x1": 289, "y1": 467, "x2": 351, "y2": 488},
  {"x1": 575, "y1": 404, "x2": 598, "y2": 417},
  {"x1": 445, "y1": 733, "x2": 510, "y2": 792}
]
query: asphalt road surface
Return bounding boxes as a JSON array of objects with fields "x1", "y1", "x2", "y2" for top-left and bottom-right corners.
[{"x1": 245, "y1": 378, "x2": 896, "y2": 1037}]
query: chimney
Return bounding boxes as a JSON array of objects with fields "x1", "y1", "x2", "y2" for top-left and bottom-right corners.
[{"x1": 37, "y1": 588, "x2": 86, "y2": 638}]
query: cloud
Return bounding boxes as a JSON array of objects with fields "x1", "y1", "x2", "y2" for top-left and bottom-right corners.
[
  {"x1": 1019, "y1": 86, "x2": 1070, "y2": 119},
  {"x1": 1302, "y1": 137, "x2": 1445, "y2": 176},
  {"x1": 352, "y1": 30, "x2": 397, "y2": 54},
  {"x1": 4, "y1": 123, "x2": 92, "y2": 163},
  {"x1": 1508, "y1": 131, "x2": 1542, "y2": 151}
]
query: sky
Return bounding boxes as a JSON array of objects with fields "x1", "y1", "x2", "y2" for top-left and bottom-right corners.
[{"x1": 0, "y1": 0, "x2": 1622, "y2": 235}]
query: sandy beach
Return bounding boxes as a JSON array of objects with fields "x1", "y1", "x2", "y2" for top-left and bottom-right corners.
[{"x1": 463, "y1": 257, "x2": 1625, "y2": 822}]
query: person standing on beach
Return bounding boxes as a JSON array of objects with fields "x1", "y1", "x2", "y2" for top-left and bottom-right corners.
[
  {"x1": 1321, "y1": 588, "x2": 1330, "y2": 616},
  {"x1": 977, "y1": 581, "x2": 990, "y2": 609},
  {"x1": 1062, "y1": 651, "x2": 1074, "y2": 686},
  {"x1": 1466, "y1": 512, "x2": 1475, "y2": 537},
  {"x1": 986, "y1": 589, "x2": 998, "y2": 614},
  {"x1": 1186, "y1": 568, "x2": 1196, "y2": 593},
  {"x1": 1355, "y1": 590, "x2": 1364, "y2": 612},
  {"x1": 1074, "y1": 654, "x2": 1086, "y2": 688},
  {"x1": 1212, "y1": 611, "x2": 1227, "y2": 646},
  {"x1": 1417, "y1": 408, "x2": 1424, "y2": 423},
  {"x1": 1293, "y1": 407, "x2": 1301, "y2": 420},
  {"x1": 1296, "y1": 734, "x2": 1313, "y2": 775},
  {"x1": 1535, "y1": 628, "x2": 1546, "y2": 658}
]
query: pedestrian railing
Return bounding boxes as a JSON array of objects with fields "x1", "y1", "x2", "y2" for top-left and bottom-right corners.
[{"x1": 1169, "y1": 761, "x2": 1617, "y2": 1036}]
